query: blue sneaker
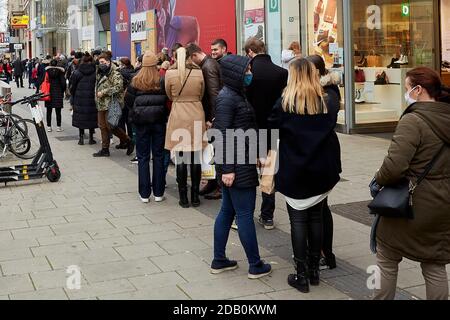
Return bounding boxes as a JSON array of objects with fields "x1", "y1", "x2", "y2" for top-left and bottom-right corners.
[
  {"x1": 248, "y1": 261, "x2": 272, "y2": 279},
  {"x1": 211, "y1": 259, "x2": 239, "y2": 274}
]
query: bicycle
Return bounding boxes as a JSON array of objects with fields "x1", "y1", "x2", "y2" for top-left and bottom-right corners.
[
  {"x1": 0, "y1": 92, "x2": 61, "y2": 184},
  {"x1": 0, "y1": 95, "x2": 37, "y2": 160}
]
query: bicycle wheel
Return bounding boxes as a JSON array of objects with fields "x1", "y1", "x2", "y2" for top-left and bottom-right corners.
[{"x1": 9, "y1": 119, "x2": 39, "y2": 160}]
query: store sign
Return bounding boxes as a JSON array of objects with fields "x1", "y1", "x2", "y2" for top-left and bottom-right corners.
[
  {"x1": 0, "y1": 33, "x2": 9, "y2": 45},
  {"x1": 82, "y1": 26, "x2": 94, "y2": 41},
  {"x1": 367, "y1": 5, "x2": 381, "y2": 30},
  {"x1": 401, "y1": 3, "x2": 410, "y2": 17},
  {"x1": 11, "y1": 15, "x2": 29, "y2": 29},
  {"x1": 14, "y1": 44, "x2": 23, "y2": 50},
  {"x1": 131, "y1": 12, "x2": 148, "y2": 42},
  {"x1": 269, "y1": 0, "x2": 279, "y2": 13}
]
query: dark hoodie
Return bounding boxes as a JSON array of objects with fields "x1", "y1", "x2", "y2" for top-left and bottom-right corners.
[
  {"x1": 45, "y1": 66, "x2": 66, "y2": 109},
  {"x1": 213, "y1": 55, "x2": 259, "y2": 188},
  {"x1": 70, "y1": 63, "x2": 98, "y2": 129},
  {"x1": 375, "y1": 101, "x2": 450, "y2": 264}
]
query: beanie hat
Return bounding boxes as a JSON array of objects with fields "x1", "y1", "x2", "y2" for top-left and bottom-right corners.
[{"x1": 142, "y1": 51, "x2": 158, "y2": 67}]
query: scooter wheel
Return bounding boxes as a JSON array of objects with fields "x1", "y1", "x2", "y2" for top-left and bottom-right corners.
[{"x1": 47, "y1": 163, "x2": 61, "y2": 183}]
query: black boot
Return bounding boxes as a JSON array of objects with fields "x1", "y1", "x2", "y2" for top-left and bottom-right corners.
[
  {"x1": 89, "y1": 131, "x2": 96, "y2": 145},
  {"x1": 288, "y1": 259, "x2": 309, "y2": 293},
  {"x1": 190, "y1": 164, "x2": 201, "y2": 207},
  {"x1": 308, "y1": 255, "x2": 321, "y2": 286},
  {"x1": 78, "y1": 133, "x2": 84, "y2": 146},
  {"x1": 93, "y1": 148, "x2": 110, "y2": 158},
  {"x1": 177, "y1": 164, "x2": 189, "y2": 208}
]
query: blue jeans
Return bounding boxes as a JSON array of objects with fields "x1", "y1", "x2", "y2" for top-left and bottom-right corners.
[
  {"x1": 214, "y1": 186, "x2": 261, "y2": 266},
  {"x1": 135, "y1": 123, "x2": 166, "y2": 198}
]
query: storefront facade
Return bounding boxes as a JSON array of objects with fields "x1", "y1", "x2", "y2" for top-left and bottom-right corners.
[{"x1": 237, "y1": 0, "x2": 443, "y2": 133}]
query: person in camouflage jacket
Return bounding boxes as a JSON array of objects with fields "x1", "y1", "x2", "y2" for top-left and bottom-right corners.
[{"x1": 93, "y1": 53, "x2": 134, "y2": 158}]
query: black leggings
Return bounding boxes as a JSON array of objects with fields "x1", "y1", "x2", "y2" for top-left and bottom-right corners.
[
  {"x1": 287, "y1": 200, "x2": 324, "y2": 262},
  {"x1": 322, "y1": 198, "x2": 334, "y2": 259},
  {"x1": 46, "y1": 107, "x2": 62, "y2": 127}
]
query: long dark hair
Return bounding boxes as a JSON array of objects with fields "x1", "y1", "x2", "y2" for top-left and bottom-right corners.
[{"x1": 306, "y1": 55, "x2": 327, "y2": 77}]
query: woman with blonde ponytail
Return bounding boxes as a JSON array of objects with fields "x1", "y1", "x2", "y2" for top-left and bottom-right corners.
[
  {"x1": 165, "y1": 47, "x2": 207, "y2": 208},
  {"x1": 268, "y1": 58, "x2": 342, "y2": 294}
]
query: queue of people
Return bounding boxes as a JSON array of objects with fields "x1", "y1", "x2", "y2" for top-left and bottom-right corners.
[{"x1": 35, "y1": 37, "x2": 449, "y2": 300}]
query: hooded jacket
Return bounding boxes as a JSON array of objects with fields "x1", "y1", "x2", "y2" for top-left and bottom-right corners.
[
  {"x1": 45, "y1": 66, "x2": 66, "y2": 109},
  {"x1": 375, "y1": 101, "x2": 450, "y2": 264},
  {"x1": 70, "y1": 63, "x2": 98, "y2": 129},
  {"x1": 95, "y1": 63, "x2": 124, "y2": 112},
  {"x1": 212, "y1": 55, "x2": 259, "y2": 189}
]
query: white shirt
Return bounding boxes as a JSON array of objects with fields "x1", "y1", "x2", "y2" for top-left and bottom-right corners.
[{"x1": 285, "y1": 191, "x2": 332, "y2": 211}]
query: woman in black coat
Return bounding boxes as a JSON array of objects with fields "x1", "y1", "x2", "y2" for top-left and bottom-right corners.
[
  {"x1": 70, "y1": 54, "x2": 98, "y2": 145},
  {"x1": 210, "y1": 54, "x2": 272, "y2": 280},
  {"x1": 45, "y1": 59, "x2": 66, "y2": 132},
  {"x1": 268, "y1": 58, "x2": 341, "y2": 294}
]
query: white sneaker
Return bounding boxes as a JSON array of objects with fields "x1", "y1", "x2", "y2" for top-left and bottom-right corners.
[
  {"x1": 56, "y1": 127, "x2": 64, "y2": 132},
  {"x1": 47, "y1": 127, "x2": 52, "y2": 132},
  {"x1": 154, "y1": 196, "x2": 166, "y2": 203},
  {"x1": 140, "y1": 197, "x2": 150, "y2": 203}
]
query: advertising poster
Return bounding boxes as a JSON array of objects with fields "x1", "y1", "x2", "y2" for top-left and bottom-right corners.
[
  {"x1": 111, "y1": 0, "x2": 237, "y2": 60},
  {"x1": 311, "y1": 0, "x2": 339, "y2": 68},
  {"x1": 243, "y1": 0, "x2": 265, "y2": 42}
]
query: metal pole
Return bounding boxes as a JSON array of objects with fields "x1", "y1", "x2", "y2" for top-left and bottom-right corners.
[{"x1": 343, "y1": 0, "x2": 355, "y2": 134}]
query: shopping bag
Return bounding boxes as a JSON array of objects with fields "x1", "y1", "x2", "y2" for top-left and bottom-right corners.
[
  {"x1": 39, "y1": 73, "x2": 51, "y2": 102},
  {"x1": 201, "y1": 144, "x2": 216, "y2": 180},
  {"x1": 107, "y1": 95, "x2": 122, "y2": 129},
  {"x1": 259, "y1": 150, "x2": 277, "y2": 195}
]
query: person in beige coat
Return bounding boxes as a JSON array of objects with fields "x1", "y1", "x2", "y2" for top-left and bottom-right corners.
[
  {"x1": 165, "y1": 47, "x2": 207, "y2": 208},
  {"x1": 371, "y1": 67, "x2": 450, "y2": 300}
]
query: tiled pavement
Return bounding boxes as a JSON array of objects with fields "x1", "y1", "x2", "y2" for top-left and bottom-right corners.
[{"x1": 0, "y1": 87, "x2": 448, "y2": 300}]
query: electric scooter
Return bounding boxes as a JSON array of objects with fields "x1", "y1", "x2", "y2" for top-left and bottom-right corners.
[{"x1": 0, "y1": 92, "x2": 61, "y2": 185}]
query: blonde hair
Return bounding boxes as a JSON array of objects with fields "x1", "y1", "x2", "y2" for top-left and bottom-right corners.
[
  {"x1": 176, "y1": 47, "x2": 187, "y2": 84},
  {"x1": 289, "y1": 41, "x2": 301, "y2": 55},
  {"x1": 282, "y1": 58, "x2": 327, "y2": 115},
  {"x1": 131, "y1": 65, "x2": 161, "y2": 92}
]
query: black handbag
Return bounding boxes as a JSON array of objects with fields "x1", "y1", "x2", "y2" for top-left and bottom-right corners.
[{"x1": 368, "y1": 144, "x2": 447, "y2": 219}]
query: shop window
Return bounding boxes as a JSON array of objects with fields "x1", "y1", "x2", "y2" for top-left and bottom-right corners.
[
  {"x1": 352, "y1": 0, "x2": 436, "y2": 124},
  {"x1": 241, "y1": 0, "x2": 266, "y2": 51}
]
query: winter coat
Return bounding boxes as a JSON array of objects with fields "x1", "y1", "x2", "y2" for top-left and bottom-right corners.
[
  {"x1": 95, "y1": 64, "x2": 124, "y2": 112},
  {"x1": 70, "y1": 63, "x2": 98, "y2": 129},
  {"x1": 37, "y1": 61, "x2": 49, "y2": 87},
  {"x1": 125, "y1": 81, "x2": 168, "y2": 125},
  {"x1": 199, "y1": 56, "x2": 223, "y2": 122},
  {"x1": 213, "y1": 55, "x2": 259, "y2": 189},
  {"x1": 44, "y1": 66, "x2": 66, "y2": 109},
  {"x1": 164, "y1": 64, "x2": 206, "y2": 152},
  {"x1": 246, "y1": 54, "x2": 288, "y2": 130},
  {"x1": 375, "y1": 101, "x2": 450, "y2": 264},
  {"x1": 119, "y1": 66, "x2": 135, "y2": 90},
  {"x1": 320, "y1": 72, "x2": 342, "y2": 103},
  {"x1": 13, "y1": 59, "x2": 25, "y2": 76},
  {"x1": 268, "y1": 91, "x2": 342, "y2": 200}
]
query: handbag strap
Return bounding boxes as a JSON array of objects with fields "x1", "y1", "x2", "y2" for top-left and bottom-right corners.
[
  {"x1": 174, "y1": 68, "x2": 193, "y2": 103},
  {"x1": 412, "y1": 143, "x2": 448, "y2": 191}
]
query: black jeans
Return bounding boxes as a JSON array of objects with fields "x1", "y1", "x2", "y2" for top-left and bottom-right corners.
[
  {"x1": 287, "y1": 200, "x2": 325, "y2": 261},
  {"x1": 46, "y1": 107, "x2": 62, "y2": 127},
  {"x1": 322, "y1": 198, "x2": 334, "y2": 259},
  {"x1": 15, "y1": 75, "x2": 23, "y2": 88},
  {"x1": 79, "y1": 128, "x2": 95, "y2": 137},
  {"x1": 118, "y1": 107, "x2": 133, "y2": 138},
  {"x1": 261, "y1": 192, "x2": 275, "y2": 221}
]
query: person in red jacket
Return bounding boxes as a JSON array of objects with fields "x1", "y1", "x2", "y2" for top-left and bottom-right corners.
[{"x1": 0, "y1": 59, "x2": 13, "y2": 83}]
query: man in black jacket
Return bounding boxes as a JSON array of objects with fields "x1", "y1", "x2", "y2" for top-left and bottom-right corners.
[
  {"x1": 245, "y1": 37, "x2": 288, "y2": 231},
  {"x1": 13, "y1": 58, "x2": 25, "y2": 88},
  {"x1": 186, "y1": 43, "x2": 224, "y2": 200}
]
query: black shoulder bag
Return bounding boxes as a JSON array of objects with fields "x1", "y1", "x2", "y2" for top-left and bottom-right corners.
[{"x1": 368, "y1": 144, "x2": 447, "y2": 220}]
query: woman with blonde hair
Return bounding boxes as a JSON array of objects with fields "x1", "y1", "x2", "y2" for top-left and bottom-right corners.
[
  {"x1": 281, "y1": 41, "x2": 302, "y2": 70},
  {"x1": 268, "y1": 58, "x2": 342, "y2": 293},
  {"x1": 165, "y1": 47, "x2": 207, "y2": 208},
  {"x1": 125, "y1": 52, "x2": 168, "y2": 203}
]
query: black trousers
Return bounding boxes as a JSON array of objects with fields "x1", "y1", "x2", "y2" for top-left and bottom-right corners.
[
  {"x1": 287, "y1": 200, "x2": 324, "y2": 261},
  {"x1": 79, "y1": 128, "x2": 95, "y2": 137},
  {"x1": 322, "y1": 198, "x2": 335, "y2": 259},
  {"x1": 118, "y1": 107, "x2": 133, "y2": 138},
  {"x1": 261, "y1": 192, "x2": 275, "y2": 221},
  {"x1": 15, "y1": 75, "x2": 23, "y2": 88},
  {"x1": 46, "y1": 107, "x2": 62, "y2": 127}
]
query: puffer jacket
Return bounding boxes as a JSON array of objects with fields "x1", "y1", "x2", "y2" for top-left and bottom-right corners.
[
  {"x1": 70, "y1": 63, "x2": 98, "y2": 129},
  {"x1": 199, "y1": 56, "x2": 223, "y2": 122},
  {"x1": 375, "y1": 101, "x2": 450, "y2": 264},
  {"x1": 212, "y1": 55, "x2": 259, "y2": 189},
  {"x1": 95, "y1": 64, "x2": 124, "y2": 111},
  {"x1": 125, "y1": 81, "x2": 168, "y2": 125},
  {"x1": 119, "y1": 66, "x2": 135, "y2": 90},
  {"x1": 44, "y1": 66, "x2": 66, "y2": 109}
]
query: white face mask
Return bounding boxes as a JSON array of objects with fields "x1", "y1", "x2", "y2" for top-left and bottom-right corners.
[{"x1": 405, "y1": 86, "x2": 419, "y2": 106}]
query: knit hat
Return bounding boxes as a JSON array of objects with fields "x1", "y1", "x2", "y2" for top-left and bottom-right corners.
[{"x1": 142, "y1": 51, "x2": 158, "y2": 67}]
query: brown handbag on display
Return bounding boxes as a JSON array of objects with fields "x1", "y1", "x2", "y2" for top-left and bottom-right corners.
[{"x1": 367, "y1": 51, "x2": 382, "y2": 67}]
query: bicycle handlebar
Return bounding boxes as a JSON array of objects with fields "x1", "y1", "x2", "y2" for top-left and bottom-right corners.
[{"x1": 10, "y1": 93, "x2": 50, "y2": 107}]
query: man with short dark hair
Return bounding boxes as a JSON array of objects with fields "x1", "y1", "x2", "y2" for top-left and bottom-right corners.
[
  {"x1": 12, "y1": 57, "x2": 25, "y2": 88},
  {"x1": 245, "y1": 37, "x2": 288, "y2": 231},
  {"x1": 186, "y1": 42, "x2": 223, "y2": 200},
  {"x1": 211, "y1": 39, "x2": 229, "y2": 61}
]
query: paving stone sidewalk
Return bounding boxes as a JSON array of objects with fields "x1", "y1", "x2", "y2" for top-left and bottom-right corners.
[{"x1": 0, "y1": 87, "x2": 448, "y2": 300}]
